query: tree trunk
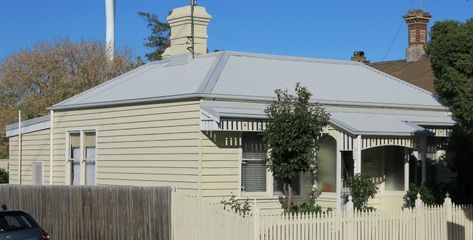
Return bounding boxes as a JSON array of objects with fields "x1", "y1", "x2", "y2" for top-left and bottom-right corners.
[{"x1": 284, "y1": 183, "x2": 293, "y2": 212}]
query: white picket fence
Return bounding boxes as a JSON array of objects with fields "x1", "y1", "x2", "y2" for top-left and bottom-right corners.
[
  {"x1": 256, "y1": 195, "x2": 473, "y2": 240},
  {"x1": 170, "y1": 190, "x2": 254, "y2": 240},
  {"x1": 171, "y1": 190, "x2": 473, "y2": 240}
]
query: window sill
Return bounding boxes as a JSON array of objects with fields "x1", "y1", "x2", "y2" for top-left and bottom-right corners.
[{"x1": 238, "y1": 195, "x2": 304, "y2": 201}]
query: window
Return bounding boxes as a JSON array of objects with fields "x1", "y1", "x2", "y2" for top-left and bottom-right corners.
[
  {"x1": 317, "y1": 136, "x2": 337, "y2": 192},
  {"x1": 67, "y1": 130, "x2": 96, "y2": 186},
  {"x1": 84, "y1": 132, "x2": 96, "y2": 186},
  {"x1": 69, "y1": 133, "x2": 80, "y2": 186},
  {"x1": 0, "y1": 211, "x2": 38, "y2": 232},
  {"x1": 241, "y1": 133, "x2": 267, "y2": 193}
]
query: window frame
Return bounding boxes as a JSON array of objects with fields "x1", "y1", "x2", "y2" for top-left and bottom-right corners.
[
  {"x1": 65, "y1": 128, "x2": 98, "y2": 186},
  {"x1": 238, "y1": 132, "x2": 303, "y2": 198}
]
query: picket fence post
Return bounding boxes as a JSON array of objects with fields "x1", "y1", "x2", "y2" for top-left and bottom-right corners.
[
  {"x1": 346, "y1": 195, "x2": 354, "y2": 240},
  {"x1": 444, "y1": 193, "x2": 453, "y2": 240},
  {"x1": 252, "y1": 199, "x2": 260, "y2": 240},
  {"x1": 415, "y1": 193, "x2": 425, "y2": 240}
]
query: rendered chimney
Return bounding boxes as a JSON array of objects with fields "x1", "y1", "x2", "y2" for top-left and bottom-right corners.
[
  {"x1": 403, "y1": 9, "x2": 431, "y2": 62},
  {"x1": 162, "y1": 5, "x2": 212, "y2": 58}
]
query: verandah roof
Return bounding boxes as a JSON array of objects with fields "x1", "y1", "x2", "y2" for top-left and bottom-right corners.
[{"x1": 200, "y1": 101, "x2": 454, "y2": 137}]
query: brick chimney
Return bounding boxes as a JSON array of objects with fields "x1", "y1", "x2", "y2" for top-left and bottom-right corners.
[
  {"x1": 162, "y1": 5, "x2": 212, "y2": 58},
  {"x1": 403, "y1": 9, "x2": 431, "y2": 62},
  {"x1": 351, "y1": 51, "x2": 369, "y2": 64}
]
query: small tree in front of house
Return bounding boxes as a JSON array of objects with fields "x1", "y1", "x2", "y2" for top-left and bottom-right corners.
[{"x1": 263, "y1": 83, "x2": 330, "y2": 212}]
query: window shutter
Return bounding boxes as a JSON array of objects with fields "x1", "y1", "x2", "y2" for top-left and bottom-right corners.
[
  {"x1": 32, "y1": 161, "x2": 43, "y2": 185},
  {"x1": 241, "y1": 160, "x2": 267, "y2": 192},
  {"x1": 241, "y1": 133, "x2": 268, "y2": 192}
]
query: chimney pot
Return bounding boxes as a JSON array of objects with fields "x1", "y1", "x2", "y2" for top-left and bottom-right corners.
[{"x1": 351, "y1": 51, "x2": 369, "y2": 64}]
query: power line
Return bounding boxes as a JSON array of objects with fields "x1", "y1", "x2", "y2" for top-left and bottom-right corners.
[{"x1": 382, "y1": 0, "x2": 417, "y2": 61}]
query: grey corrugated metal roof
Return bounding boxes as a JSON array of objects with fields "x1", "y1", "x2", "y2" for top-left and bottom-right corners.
[
  {"x1": 201, "y1": 101, "x2": 454, "y2": 136},
  {"x1": 52, "y1": 51, "x2": 444, "y2": 110},
  {"x1": 6, "y1": 115, "x2": 50, "y2": 137},
  {"x1": 330, "y1": 112, "x2": 426, "y2": 136},
  {"x1": 52, "y1": 54, "x2": 222, "y2": 109}
]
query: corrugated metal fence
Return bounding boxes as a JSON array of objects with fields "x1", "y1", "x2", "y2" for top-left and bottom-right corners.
[{"x1": 0, "y1": 185, "x2": 171, "y2": 240}]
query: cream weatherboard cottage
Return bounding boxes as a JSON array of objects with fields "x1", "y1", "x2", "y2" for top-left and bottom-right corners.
[{"x1": 5, "y1": 5, "x2": 453, "y2": 212}]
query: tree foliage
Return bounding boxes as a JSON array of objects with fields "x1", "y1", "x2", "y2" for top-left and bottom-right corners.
[
  {"x1": 428, "y1": 18, "x2": 473, "y2": 204},
  {"x1": 344, "y1": 174, "x2": 378, "y2": 211},
  {"x1": 403, "y1": 184, "x2": 436, "y2": 208},
  {"x1": 427, "y1": 19, "x2": 473, "y2": 130},
  {"x1": 138, "y1": 12, "x2": 170, "y2": 61},
  {"x1": 0, "y1": 39, "x2": 137, "y2": 157},
  {"x1": 443, "y1": 125, "x2": 473, "y2": 203},
  {"x1": 263, "y1": 83, "x2": 330, "y2": 212},
  {"x1": 0, "y1": 169, "x2": 8, "y2": 184}
]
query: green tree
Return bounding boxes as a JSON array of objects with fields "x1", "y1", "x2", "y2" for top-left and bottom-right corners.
[
  {"x1": 427, "y1": 18, "x2": 473, "y2": 203},
  {"x1": 0, "y1": 39, "x2": 137, "y2": 158},
  {"x1": 427, "y1": 19, "x2": 473, "y2": 130},
  {"x1": 263, "y1": 83, "x2": 330, "y2": 212},
  {"x1": 138, "y1": 12, "x2": 170, "y2": 61}
]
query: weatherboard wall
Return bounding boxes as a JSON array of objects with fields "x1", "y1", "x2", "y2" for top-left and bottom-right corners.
[
  {"x1": 200, "y1": 131, "x2": 317, "y2": 212},
  {"x1": 52, "y1": 100, "x2": 201, "y2": 194},
  {"x1": 9, "y1": 129, "x2": 50, "y2": 185}
]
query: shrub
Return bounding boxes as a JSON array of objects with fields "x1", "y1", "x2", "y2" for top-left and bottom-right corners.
[
  {"x1": 0, "y1": 169, "x2": 8, "y2": 184},
  {"x1": 291, "y1": 202, "x2": 333, "y2": 214},
  {"x1": 343, "y1": 174, "x2": 378, "y2": 211},
  {"x1": 220, "y1": 195, "x2": 251, "y2": 217},
  {"x1": 403, "y1": 184, "x2": 436, "y2": 208}
]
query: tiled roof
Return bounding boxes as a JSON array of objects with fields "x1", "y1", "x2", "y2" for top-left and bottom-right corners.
[{"x1": 369, "y1": 58, "x2": 435, "y2": 92}]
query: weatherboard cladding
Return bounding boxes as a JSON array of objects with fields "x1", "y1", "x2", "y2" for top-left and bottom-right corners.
[{"x1": 51, "y1": 51, "x2": 444, "y2": 110}]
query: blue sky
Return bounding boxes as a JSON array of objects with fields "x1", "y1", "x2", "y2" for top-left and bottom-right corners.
[{"x1": 0, "y1": 0, "x2": 472, "y2": 62}]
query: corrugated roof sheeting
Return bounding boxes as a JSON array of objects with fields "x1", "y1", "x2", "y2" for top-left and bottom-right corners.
[
  {"x1": 330, "y1": 112, "x2": 425, "y2": 136},
  {"x1": 53, "y1": 54, "x2": 220, "y2": 108},
  {"x1": 52, "y1": 51, "x2": 445, "y2": 110},
  {"x1": 200, "y1": 101, "x2": 454, "y2": 136},
  {"x1": 211, "y1": 53, "x2": 440, "y2": 108}
]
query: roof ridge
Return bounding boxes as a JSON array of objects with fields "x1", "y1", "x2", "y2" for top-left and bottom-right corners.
[
  {"x1": 51, "y1": 61, "x2": 164, "y2": 109},
  {"x1": 222, "y1": 50, "x2": 359, "y2": 65},
  {"x1": 197, "y1": 51, "x2": 231, "y2": 93}
]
